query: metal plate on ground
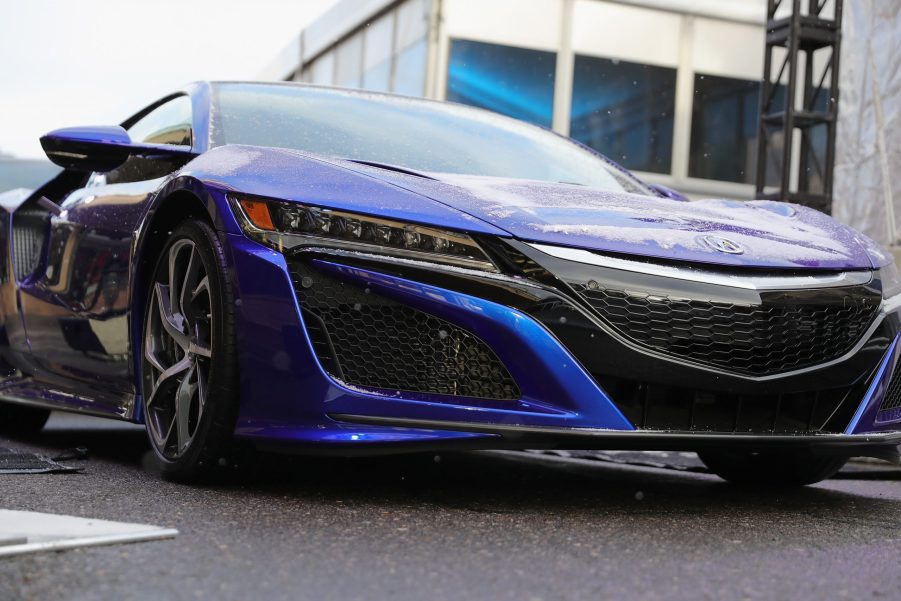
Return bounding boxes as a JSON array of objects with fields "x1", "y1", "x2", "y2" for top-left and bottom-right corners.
[
  {"x1": 0, "y1": 510, "x2": 177, "y2": 558},
  {"x1": 0, "y1": 447, "x2": 80, "y2": 474}
]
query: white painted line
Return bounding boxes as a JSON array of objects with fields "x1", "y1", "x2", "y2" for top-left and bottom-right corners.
[{"x1": 0, "y1": 510, "x2": 178, "y2": 558}]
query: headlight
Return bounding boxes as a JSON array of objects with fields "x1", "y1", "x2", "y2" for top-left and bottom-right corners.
[
  {"x1": 231, "y1": 195, "x2": 497, "y2": 272},
  {"x1": 879, "y1": 261, "x2": 901, "y2": 299}
]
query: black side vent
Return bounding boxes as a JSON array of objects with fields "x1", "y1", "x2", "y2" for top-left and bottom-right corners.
[
  {"x1": 289, "y1": 262, "x2": 520, "y2": 400},
  {"x1": 878, "y1": 365, "x2": 901, "y2": 413},
  {"x1": 12, "y1": 211, "x2": 47, "y2": 280}
]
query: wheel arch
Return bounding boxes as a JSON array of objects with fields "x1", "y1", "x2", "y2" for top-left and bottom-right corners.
[{"x1": 129, "y1": 176, "x2": 237, "y2": 421}]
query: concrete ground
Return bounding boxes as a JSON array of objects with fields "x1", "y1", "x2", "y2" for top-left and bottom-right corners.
[{"x1": 1, "y1": 412, "x2": 900, "y2": 601}]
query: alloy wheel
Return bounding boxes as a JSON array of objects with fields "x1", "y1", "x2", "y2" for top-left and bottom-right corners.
[{"x1": 143, "y1": 239, "x2": 213, "y2": 460}]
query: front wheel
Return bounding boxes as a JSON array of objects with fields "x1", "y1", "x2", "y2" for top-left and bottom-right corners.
[
  {"x1": 698, "y1": 450, "x2": 847, "y2": 486},
  {"x1": 141, "y1": 219, "x2": 239, "y2": 482}
]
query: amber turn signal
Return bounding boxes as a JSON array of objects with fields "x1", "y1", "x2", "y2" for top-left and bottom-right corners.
[{"x1": 239, "y1": 199, "x2": 276, "y2": 231}]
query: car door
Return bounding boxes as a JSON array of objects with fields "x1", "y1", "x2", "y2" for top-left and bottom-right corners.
[{"x1": 16, "y1": 95, "x2": 194, "y2": 411}]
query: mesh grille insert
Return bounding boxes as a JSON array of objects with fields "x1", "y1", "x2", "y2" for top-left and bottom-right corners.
[
  {"x1": 879, "y1": 365, "x2": 901, "y2": 413},
  {"x1": 572, "y1": 285, "x2": 879, "y2": 376},
  {"x1": 290, "y1": 263, "x2": 520, "y2": 400}
]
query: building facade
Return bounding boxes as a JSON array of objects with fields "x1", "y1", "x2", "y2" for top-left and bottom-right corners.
[{"x1": 259, "y1": 0, "x2": 770, "y2": 199}]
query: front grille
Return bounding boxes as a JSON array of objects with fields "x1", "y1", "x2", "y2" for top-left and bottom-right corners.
[
  {"x1": 572, "y1": 284, "x2": 879, "y2": 376},
  {"x1": 290, "y1": 262, "x2": 520, "y2": 400},
  {"x1": 597, "y1": 375, "x2": 855, "y2": 434},
  {"x1": 879, "y1": 365, "x2": 901, "y2": 413}
]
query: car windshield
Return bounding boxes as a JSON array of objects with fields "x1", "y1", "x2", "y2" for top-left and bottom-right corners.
[{"x1": 212, "y1": 83, "x2": 650, "y2": 195}]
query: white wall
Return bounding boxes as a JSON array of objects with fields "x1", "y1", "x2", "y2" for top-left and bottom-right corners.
[{"x1": 833, "y1": 0, "x2": 901, "y2": 248}]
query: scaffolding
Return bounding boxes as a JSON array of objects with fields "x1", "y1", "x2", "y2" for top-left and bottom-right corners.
[{"x1": 755, "y1": 0, "x2": 843, "y2": 213}]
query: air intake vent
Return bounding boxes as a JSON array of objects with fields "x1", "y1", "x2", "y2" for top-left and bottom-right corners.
[
  {"x1": 878, "y1": 365, "x2": 901, "y2": 414},
  {"x1": 597, "y1": 375, "x2": 855, "y2": 434},
  {"x1": 289, "y1": 262, "x2": 520, "y2": 400}
]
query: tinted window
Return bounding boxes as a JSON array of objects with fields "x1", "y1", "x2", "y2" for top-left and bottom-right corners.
[
  {"x1": 689, "y1": 75, "x2": 801, "y2": 184},
  {"x1": 335, "y1": 33, "x2": 363, "y2": 88},
  {"x1": 570, "y1": 56, "x2": 675, "y2": 174},
  {"x1": 393, "y1": 38, "x2": 427, "y2": 97},
  {"x1": 447, "y1": 40, "x2": 556, "y2": 128},
  {"x1": 689, "y1": 74, "x2": 760, "y2": 183},
  {"x1": 309, "y1": 52, "x2": 335, "y2": 85},
  {"x1": 214, "y1": 84, "x2": 649, "y2": 194},
  {"x1": 362, "y1": 13, "x2": 393, "y2": 93},
  {"x1": 127, "y1": 95, "x2": 192, "y2": 146}
]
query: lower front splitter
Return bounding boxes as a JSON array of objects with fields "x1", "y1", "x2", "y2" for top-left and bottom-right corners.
[{"x1": 329, "y1": 414, "x2": 901, "y2": 459}]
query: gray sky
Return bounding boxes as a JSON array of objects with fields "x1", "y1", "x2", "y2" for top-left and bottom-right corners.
[{"x1": 0, "y1": 0, "x2": 337, "y2": 159}]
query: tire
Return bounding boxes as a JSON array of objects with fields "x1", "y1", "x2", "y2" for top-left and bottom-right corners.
[
  {"x1": 0, "y1": 401, "x2": 50, "y2": 435},
  {"x1": 140, "y1": 219, "x2": 239, "y2": 482},
  {"x1": 698, "y1": 450, "x2": 847, "y2": 486}
]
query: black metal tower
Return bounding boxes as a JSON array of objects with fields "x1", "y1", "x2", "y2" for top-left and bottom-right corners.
[{"x1": 755, "y1": 0, "x2": 843, "y2": 213}]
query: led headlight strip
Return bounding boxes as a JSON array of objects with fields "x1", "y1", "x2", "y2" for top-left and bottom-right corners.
[{"x1": 231, "y1": 196, "x2": 497, "y2": 272}]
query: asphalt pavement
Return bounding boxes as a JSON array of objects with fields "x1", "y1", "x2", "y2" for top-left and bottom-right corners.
[{"x1": 1, "y1": 412, "x2": 900, "y2": 601}]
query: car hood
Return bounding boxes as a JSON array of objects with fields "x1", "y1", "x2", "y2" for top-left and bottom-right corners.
[
  {"x1": 185, "y1": 146, "x2": 885, "y2": 271},
  {"x1": 372, "y1": 172, "x2": 882, "y2": 271}
]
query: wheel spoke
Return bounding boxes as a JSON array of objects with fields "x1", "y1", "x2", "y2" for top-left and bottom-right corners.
[
  {"x1": 168, "y1": 243, "x2": 182, "y2": 317},
  {"x1": 144, "y1": 337, "x2": 167, "y2": 374},
  {"x1": 144, "y1": 355, "x2": 192, "y2": 411},
  {"x1": 188, "y1": 338, "x2": 212, "y2": 358},
  {"x1": 155, "y1": 282, "x2": 191, "y2": 351},
  {"x1": 196, "y1": 362, "x2": 208, "y2": 422},
  {"x1": 175, "y1": 362, "x2": 197, "y2": 453},
  {"x1": 179, "y1": 246, "x2": 202, "y2": 329},
  {"x1": 192, "y1": 275, "x2": 209, "y2": 304}
]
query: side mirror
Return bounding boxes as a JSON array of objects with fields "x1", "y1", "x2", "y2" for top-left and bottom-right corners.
[
  {"x1": 647, "y1": 183, "x2": 689, "y2": 202},
  {"x1": 40, "y1": 125, "x2": 195, "y2": 173}
]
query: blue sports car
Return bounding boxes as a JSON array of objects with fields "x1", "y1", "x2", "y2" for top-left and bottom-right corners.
[{"x1": 2, "y1": 81, "x2": 900, "y2": 484}]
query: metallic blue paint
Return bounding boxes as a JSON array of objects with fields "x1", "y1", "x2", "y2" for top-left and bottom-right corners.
[
  {"x1": 0, "y1": 81, "x2": 897, "y2": 457},
  {"x1": 365, "y1": 172, "x2": 881, "y2": 271},
  {"x1": 181, "y1": 145, "x2": 509, "y2": 236},
  {"x1": 224, "y1": 236, "x2": 632, "y2": 448}
]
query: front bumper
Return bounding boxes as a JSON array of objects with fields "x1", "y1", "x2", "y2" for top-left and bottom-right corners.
[{"x1": 225, "y1": 232, "x2": 901, "y2": 457}]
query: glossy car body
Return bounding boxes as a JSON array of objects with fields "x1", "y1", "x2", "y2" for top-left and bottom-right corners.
[{"x1": 2, "y1": 81, "x2": 900, "y2": 462}]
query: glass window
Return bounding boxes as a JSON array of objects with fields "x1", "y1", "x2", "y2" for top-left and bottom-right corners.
[
  {"x1": 392, "y1": 38, "x2": 426, "y2": 97},
  {"x1": 362, "y1": 13, "x2": 394, "y2": 93},
  {"x1": 364, "y1": 13, "x2": 394, "y2": 70},
  {"x1": 570, "y1": 55, "x2": 675, "y2": 174},
  {"x1": 395, "y1": 0, "x2": 428, "y2": 51},
  {"x1": 689, "y1": 74, "x2": 761, "y2": 183},
  {"x1": 447, "y1": 40, "x2": 555, "y2": 128},
  {"x1": 363, "y1": 60, "x2": 392, "y2": 93},
  {"x1": 127, "y1": 95, "x2": 192, "y2": 146},
  {"x1": 335, "y1": 33, "x2": 363, "y2": 88},
  {"x1": 215, "y1": 83, "x2": 651, "y2": 195},
  {"x1": 310, "y1": 52, "x2": 335, "y2": 86}
]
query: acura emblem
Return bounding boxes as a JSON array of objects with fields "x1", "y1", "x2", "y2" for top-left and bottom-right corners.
[{"x1": 700, "y1": 235, "x2": 744, "y2": 254}]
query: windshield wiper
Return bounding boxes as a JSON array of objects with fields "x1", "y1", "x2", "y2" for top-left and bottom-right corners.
[{"x1": 341, "y1": 158, "x2": 437, "y2": 180}]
